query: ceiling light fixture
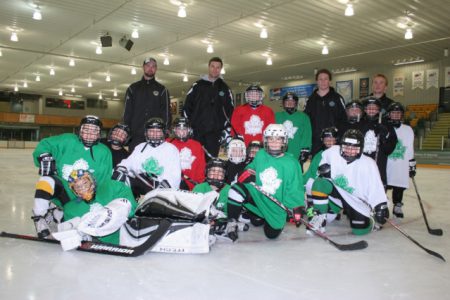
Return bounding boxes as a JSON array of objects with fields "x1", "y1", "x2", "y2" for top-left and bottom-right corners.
[
  {"x1": 178, "y1": 4, "x2": 187, "y2": 18},
  {"x1": 23, "y1": 81, "x2": 28, "y2": 88},
  {"x1": 14, "y1": 84, "x2": 19, "y2": 92},
  {"x1": 35, "y1": 74, "x2": 40, "y2": 82},
  {"x1": 71, "y1": 86, "x2": 75, "y2": 93},
  {"x1": 58, "y1": 89, "x2": 63, "y2": 96},
  {"x1": 69, "y1": 58, "x2": 75, "y2": 67},
  {"x1": 88, "y1": 80, "x2": 92, "y2": 87},
  {"x1": 221, "y1": 67, "x2": 226, "y2": 75},
  {"x1": 0, "y1": 49, "x2": 2, "y2": 56},
  {"x1": 345, "y1": 3, "x2": 354, "y2": 16},
  {"x1": 266, "y1": 57, "x2": 273, "y2": 65},
  {"x1": 131, "y1": 67, "x2": 137, "y2": 75},
  {"x1": 163, "y1": 57, "x2": 170, "y2": 65},
  {"x1": 404, "y1": 28, "x2": 413, "y2": 39},
  {"x1": 33, "y1": 7, "x2": 42, "y2": 20},
  {"x1": 10, "y1": 32, "x2": 18, "y2": 42},
  {"x1": 113, "y1": 89, "x2": 118, "y2": 97},
  {"x1": 393, "y1": 58, "x2": 424, "y2": 66},
  {"x1": 131, "y1": 28, "x2": 139, "y2": 39},
  {"x1": 183, "y1": 74, "x2": 188, "y2": 82},
  {"x1": 207, "y1": 44, "x2": 214, "y2": 53},
  {"x1": 99, "y1": 92, "x2": 103, "y2": 100},
  {"x1": 96, "y1": 46, "x2": 102, "y2": 54},
  {"x1": 106, "y1": 74, "x2": 111, "y2": 82},
  {"x1": 49, "y1": 67, "x2": 55, "y2": 76},
  {"x1": 322, "y1": 45, "x2": 329, "y2": 55},
  {"x1": 260, "y1": 28, "x2": 268, "y2": 39}
]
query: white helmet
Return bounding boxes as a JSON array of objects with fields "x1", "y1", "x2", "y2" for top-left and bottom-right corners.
[
  {"x1": 263, "y1": 124, "x2": 288, "y2": 156},
  {"x1": 227, "y1": 138, "x2": 246, "y2": 164}
]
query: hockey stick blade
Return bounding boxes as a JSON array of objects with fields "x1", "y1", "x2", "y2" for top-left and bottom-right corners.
[
  {"x1": 412, "y1": 178, "x2": 443, "y2": 236},
  {"x1": 385, "y1": 219, "x2": 445, "y2": 262},
  {"x1": 0, "y1": 219, "x2": 172, "y2": 257}
]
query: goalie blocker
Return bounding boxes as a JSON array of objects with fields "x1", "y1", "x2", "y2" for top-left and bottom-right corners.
[{"x1": 120, "y1": 189, "x2": 218, "y2": 254}]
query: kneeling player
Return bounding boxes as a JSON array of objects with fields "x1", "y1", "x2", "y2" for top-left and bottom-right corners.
[
  {"x1": 309, "y1": 129, "x2": 389, "y2": 235},
  {"x1": 226, "y1": 124, "x2": 305, "y2": 241}
]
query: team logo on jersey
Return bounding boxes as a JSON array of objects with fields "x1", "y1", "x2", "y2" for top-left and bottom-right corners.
[
  {"x1": 153, "y1": 91, "x2": 159, "y2": 96},
  {"x1": 179, "y1": 147, "x2": 196, "y2": 170},
  {"x1": 142, "y1": 157, "x2": 164, "y2": 176},
  {"x1": 329, "y1": 101, "x2": 335, "y2": 107},
  {"x1": 219, "y1": 91, "x2": 225, "y2": 97},
  {"x1": 259, "y1": 167, "x2": 282, "y2": 195},
  {"x1": 389, "y1": 140, "x2": 406, "y2": 160},
  {"x1": 334, "y1": 174, "x2": 355, "y2": 194},
  {"x1": 244, "y1": 115, "x2": 264, "y2": 136},
  {"x1": 282, "y1": 120, "x2": 298, "y2": 139},
  {"x1": 363, "y1": 130, "x2": 377, "y2": 154},
  {"x1": 62, "y1": 158, "x2": 93, "y2": 181}
]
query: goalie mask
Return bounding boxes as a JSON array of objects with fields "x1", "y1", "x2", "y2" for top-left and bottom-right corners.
[
  {"x1": 68, "y1": 169, "x2": 96, "y2": 202},
  {"x1": 145, "y1": 117, "x2": 166, "y2": 147},
  {"x1": 345, "y1": 100, "x2": 363, "y2": 124},
  {"x1": 79, "y1": 115, "x2": 102, "y2": 147},
  {"x1": 340, "y1": 129, "x2": 364, "y2": 163},
  {"x1": 245, "y1": 84, "x2": 264, "y2": 108},
  {"x1": 205, "y1": 159, "x2": 227, "y2": 189},
  {"x1": 263, "y1": 124, "x2": 288, "y2": 156},
  {"x1": 108, "y1": 123, "x2": 130, "y2": 147},
  {"x1": 387, "y1": 102, "x2": 405, "y2": 128},
  {"x1": 282, "y1": 92, "x2": 299, "y2": 114},
  {"x1": 246, "y1": 140, "x2": 263, "y2": 162},
  {"x1": 321, "y1": 127, "x2": 338, "y2": 149},
  {"x1": 172, "y1": 117, "x2": 192, "y2": 142},
  {"x1": 227, "y1": 138, "x2": 246, "y2": 164},
  {"x1": 362, "y1": 97, "x2": 381, "y2": 121}
]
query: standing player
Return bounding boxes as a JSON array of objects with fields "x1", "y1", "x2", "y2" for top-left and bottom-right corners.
[
  {"x1": 101, "y1": 123, "x2": 130, "y2": 168},
  {"x1": 225, "y1": 138, "x2": 247, "y2": 185},
  {"x1": 32, "y1": 115, "x2": 113, "y2": 237},
  {"x1": 337, "y1": 100, "x2": 365, "y2": 139},
  {"x1": 231, "y1": 84, "x2": 275, "y2": 146},
  {"x1": 115, "y1": 117, "x2": 181, "y2": 197},
  {"x1": 168, "y1": 117, "x2": 206, "y2": 190},
  {"x1": 226, "y1": 124, "x2": 305, "y2": 240},
  {"x1": 275, "y1": 92, "x2": 312, "y2": 169},
  {"x1": 309, "y1": 129, "x2": 389, "y2": 235},
  {"x1": 386, "y1": 102, "x2": 416, "y2": 218}
]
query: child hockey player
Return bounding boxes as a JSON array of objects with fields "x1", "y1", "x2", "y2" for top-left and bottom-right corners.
[
  {"x1": 168, "y1": 117, "x2": 206, "y2": 190},
  {"x1": 275, "y1": 92, "x2": 312, "y2": 170},
  {"x1": 309, "y1": 129, "x2": 389, "y2": 235},
  {"x1": 231, "y1": 84, "x2": 275, "y2": 146},
  {"x1": 114, "y1": 117, "x2": 181, "y2": 197},
  {"x1": 225, "y1": 138, "x2": 247, "y2": 185},
  {"x1": 386, "y1": 102, "x2": 416, "y2": 218},
  {"x1": 32, "y1": 115, "x2": 112, "y2": 238},
  {"x1": 226, "y1": 124, "x2": 305, "y2": 241},
  {"x1": 245, "y1": 140, "x2": 263, "y2": 164},
  {"x1": 101, "y1": 123, "x2": 130, "y2": 168}
]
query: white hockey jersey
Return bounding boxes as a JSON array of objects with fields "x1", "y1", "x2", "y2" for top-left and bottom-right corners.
[
  {"x1": 387, "y1": 124, "x2": 414, "y2": 188},
  {"x1": 118, "y1": 142, "x2": 181, "y2": 189},
  {"x1": 320, "y1": 146, "x2": 388, "y2": 217}
]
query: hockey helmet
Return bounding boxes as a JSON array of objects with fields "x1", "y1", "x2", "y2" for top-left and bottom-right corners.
[
  {"x1": 246, "y1": 140, "x2": 263, "y2": 161},
  {"x1": 387, "y1": 102, "x2": 405, "y2": 128},
  {"x1": 263, "y1": 124, "x2": 288, "y2": 156},
  {"x1": 108, "y1": 123, "x2": 130, "y2": 147},
  {"x1": 282, "y1": 92, "x2": 299, "y2": 114},
  {"x1": 345, "y1": 100, "x2": 363, "y2": 124},
  {"x1": 245, "y1": 84, "x2": 264, "y2": 108},
  {"x1": 79, "y1": 115, "x2": 102, "y2": 147},
  {"x1": 362, "y1": 97, "x2": 381, "y2": 121},
  {"x1": 321, "y1": 127, "x2": 338, "y2": 149},
  {"x1": 145, "y1": 117, "x2": 166, "y2": 147},
  {"x1": 340, "y1": 129, "x2": 364, "y2": 163},
  {"x1": 205, "y1": 158, "x2": 227, "y2": 189},
  {"x1": 227, "y1": 138, "x2": 246, "y2": 164},
  {"x1": 172, "y1": 117, "x2": 192, "y2": 142},
  {"x1": 68, "y1": 169, "x2": 96, "y2": 202}
]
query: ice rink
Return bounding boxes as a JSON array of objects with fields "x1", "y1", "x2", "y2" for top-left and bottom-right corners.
[{"x1": 1, "y1": 149, "x2": 449, "y2": 300}]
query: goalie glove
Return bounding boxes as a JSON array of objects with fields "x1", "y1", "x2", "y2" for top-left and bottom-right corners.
[
  {"x1": 298, "y1": 148, "x2": 310, "y2": 164},
  {"x1": 373, "y1": 202, "x2": 389, "y2": 225},
  {"x1": 409, "y1": 159, "x2": 416, "y2": 178},
  {"x1": 237, "y1": 169, "x2": 256, "y2": 183},
  {"x1": 219, "y1": 126, "x2": 232, "y2": 145},
  {"x1": 112, "y1": 166, "x2": 130, "y2": 186},
  {"x1": 292, "y1": 206, "x2": 306, "y2": 228},
  {"x1": 38, "y1": 153, "x2": 56, "y2": 176}
]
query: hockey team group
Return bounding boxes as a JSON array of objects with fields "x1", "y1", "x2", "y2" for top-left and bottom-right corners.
[{"x1": 26, "y1": 57, "x2": 417, "y2": 254}]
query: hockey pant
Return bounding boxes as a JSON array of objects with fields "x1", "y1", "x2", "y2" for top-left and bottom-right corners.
[
  {"x1": 311, "y1": 177, "x2": 373, "y2": 235},
  {"x1": 387, "y1": 185, "x2": 406, "y2": 205},
  {"x1": 228, "y1": 183, "x2": 283, "y2": 239},
  {"x1": 193, "y1": 130, "x2": 221, "y2": 158},
  {"x1": 34, "y1": 175, "x2": 69, "y2": 218}
]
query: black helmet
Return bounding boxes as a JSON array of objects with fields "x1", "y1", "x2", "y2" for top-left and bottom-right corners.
[
  {"x1": 340, "y1": 129, "x2": 364, "y2": 163},
  {"x1": 345, "y1": 100, "x2": 363, "y2": 124},
  {"x1": 387, "y1": 102, "x2": 405, "y2": 128},
  {"x1": 79, "y1": 115, "x2": 102, "y2": 147},
  {"x1": 282, "y1": 92, "x2": 299, "y2": 114},
  {"x1": 361, "y1": 97, "x2": 381, "y2": 121},
  {"x1": 172, "y1": 117, "x2": 192, "y2": 142},
  {"x1": 245, "y1": 84, "x2": 264, "y2": 108},
  {"x1": 205, "y1": 158, "x2": 227, "y2": 189},
  {"x1": 145, "y1": 117, "x2": 166, "y2": 147},
  {"x1": 321, "y1": 127, "x2": 338, "y2": 149},
  {"x1": 107, "y1": 123, "x2": 130, "y2": 147}
]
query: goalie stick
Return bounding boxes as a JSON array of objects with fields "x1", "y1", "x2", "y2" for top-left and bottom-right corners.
[
  {"x1": 0, "y1": 219, "x2": 172, "y2": 257},
  {"x1": 411, "y1": 177, "x2": 443, "y2": 236},
  {"x1": 385, "y1": 218, "x2": 445, "y2": 262},
  {"x1": 249, "y1": 182, "x2": 368, "y2": 251}
]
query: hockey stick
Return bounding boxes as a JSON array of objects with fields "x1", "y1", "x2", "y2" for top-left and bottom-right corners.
[
  {"x1": 182, "y1": 174, "x2": 199, "y2": 186},
  {"x1": 0, "y1": 219, "x2": 172, "y2": 257},
  {"x1": 384, "y1": 218, "x2": 445, "y2": 262},
  {"x1": 249, "y1": 182, "x2": 368, "y2": 251},
  {"x1": 411, "y1": 177, "x2": 443, "y2": 236}
]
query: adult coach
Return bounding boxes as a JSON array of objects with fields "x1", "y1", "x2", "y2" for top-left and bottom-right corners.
[
  {"x1": 123, "y1": 57, "x2": 171, "y2": 151},
  {"x1": 183, "y1": 57, "x2": 234, "y2": 158}
]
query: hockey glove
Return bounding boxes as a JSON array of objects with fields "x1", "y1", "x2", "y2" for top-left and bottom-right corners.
[
  {"x1": 219, "y1": 126, "x2": 232, "y2": 146},
  {"x1": 38, "y1": 153, "x2": 57, "y2": 176},
  {"x1": 292, "y1": 206, "x2": 306, "y2": 228},
  {"x1": 237, "y1": 169, "x2": 256, "y2": 184},
  {"x1": 317, "y1": 163, "x2": 331, "y2": 178},
  {"x1": 299, "y1": 148, "x2": 311, "y2": 164},
  {"x1": 374, "y1": 202, "x2": 389, "y2": 225},
  {"x1": 409, "y1": 159, "x2": 416, "y2": 178},
  {"x1": 112, "y1": 166, "x2": 130, "y2": 186},
  {"x1": 374, "y1": 123, "x2": 389, "y2": 142}
]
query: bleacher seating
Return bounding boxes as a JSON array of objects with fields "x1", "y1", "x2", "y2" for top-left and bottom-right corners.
[{"x1": 405, "y1": 103, "x2": 438, "y2": 128}]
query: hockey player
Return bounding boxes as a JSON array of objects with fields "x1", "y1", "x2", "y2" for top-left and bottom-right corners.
[
  {"x1": 361, "y1": 97, "x2": 397, "y2": 186},
  {"x1": 225, "y1": 138, "x2": 247, "y2": 185},
  {"x1": 226, "y1": 124, "x2": 305, "y2": 240},
  {"x1": 230, "y1": 84, "x2": 275, "y2": 146},
  {"x1": 101, "y1": 123, "x2": 130, "y2": 168},
  {"x1": 168, "y1": 117, "x2": 206, "y2": 190},
  {"x1": 115, "y1": 117, "x2": 181, "y2": 197},
  {"x1": 51, "y1": 169, "x2": 136, "y2": 249},
  {"x1": 337, "y1": 100, "x2": 365, "y2": 139},
  {"x1": 308, "y1": 129, "x2": 389, "y2": 235},
  {"x1": 386, "y1": 102, "x2": 416, "y2": 218},
  {"x1": 275, "y1": 92, "x2": 312, "y2": 170},
  {"x1": 245, "y1": 140, "x2": 263, "y2": 164},
  {"x1": 32, "y1": 115, "x2": 113, "y2": 238}
]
